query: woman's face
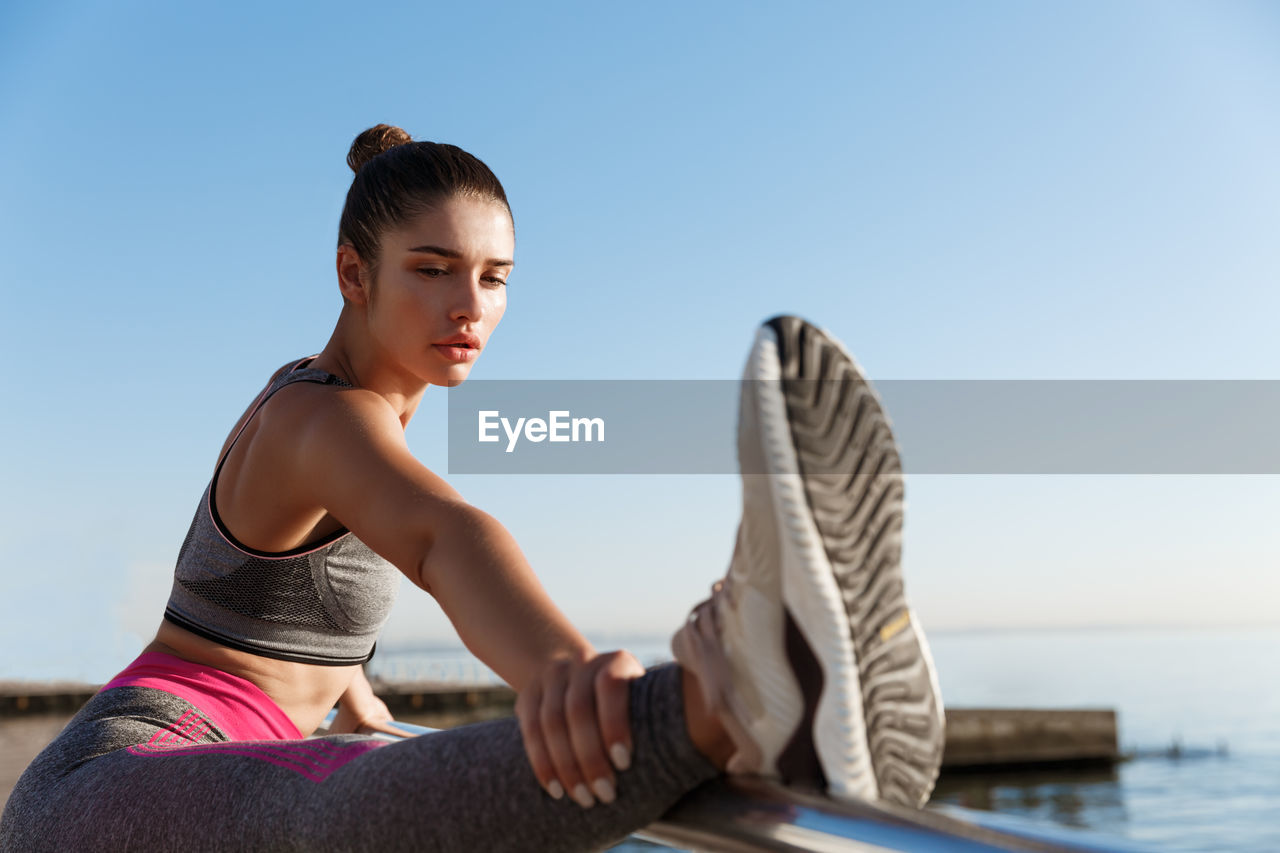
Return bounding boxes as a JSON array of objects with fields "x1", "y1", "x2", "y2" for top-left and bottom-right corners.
[{"x1": 363, "y1": 195, "x2": 514, "y2": 387}]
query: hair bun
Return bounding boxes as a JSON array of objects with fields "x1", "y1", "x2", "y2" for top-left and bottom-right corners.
[{"x1": 347, "y1": 124, "x2": 413, "y2": 173}]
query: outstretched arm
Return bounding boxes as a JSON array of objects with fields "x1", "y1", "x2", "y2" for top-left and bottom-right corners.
[
  {"x1": 410, "y1": 499, "x2": 597, "y2": 688},
  {"x1": 293, "y1": 387, "x2": 642, "y2": 806}
]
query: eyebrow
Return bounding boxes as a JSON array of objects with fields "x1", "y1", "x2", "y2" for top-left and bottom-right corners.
[{"x1": 407, "y1": 245, "x2": 513, "y2": 268}]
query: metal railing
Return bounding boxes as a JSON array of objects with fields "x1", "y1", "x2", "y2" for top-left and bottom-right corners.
[{"x1": 318, "y1": 712, "x2": 1152, "y2": 852}]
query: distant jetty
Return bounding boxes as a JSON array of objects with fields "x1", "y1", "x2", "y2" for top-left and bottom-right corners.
[
  {"x1": 0, "y1": 682, "x2": 102, "y2": 715},
  {"x1": 942, "y1": 708, "x2": 1117, "y2": 770},
  {"x1": 1, "y1": 680, "x2": 1120, "y2": 770}
]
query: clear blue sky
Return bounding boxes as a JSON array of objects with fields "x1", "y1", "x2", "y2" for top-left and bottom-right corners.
[{"x1": 2, "y1": 0, "x2": 1278, "y2": 680}]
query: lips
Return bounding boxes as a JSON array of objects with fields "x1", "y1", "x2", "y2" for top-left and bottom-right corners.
[
  {"x1": 432, "y1": 332, "x2": 482, "y2": 364},
  {"x1": 434, "y1": 332, "x2": 481, "y2": 350}
]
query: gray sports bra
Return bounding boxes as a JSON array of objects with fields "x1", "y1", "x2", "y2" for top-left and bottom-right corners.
[{"x1": 163, "y1": 357, "x2": 400, "y2": 665}]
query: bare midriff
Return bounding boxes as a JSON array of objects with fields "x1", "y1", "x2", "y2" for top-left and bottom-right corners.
[{"x1": 146, "y1": 621, "x2": 359, "y2": 737}]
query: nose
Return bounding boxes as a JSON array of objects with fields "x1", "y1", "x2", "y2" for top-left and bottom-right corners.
[{"x1": 449, "y1": 274, "x2": 487, "y2": 324}]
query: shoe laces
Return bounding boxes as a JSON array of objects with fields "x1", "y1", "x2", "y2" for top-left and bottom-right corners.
[{"x1": 674, "y1": 572, "x2": 764, "y2": 774}]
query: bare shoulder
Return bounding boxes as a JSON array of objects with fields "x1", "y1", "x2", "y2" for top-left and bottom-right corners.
[
  {"x1": 215, "y1": 357, "x2": 330, "y2": 464},
  {"x1": 270, "y1": 380, "x2": 405, "y2": 445},
  {"x1": 265, "y1": 382, "x2": 469, "y2": 580},
  {"x1": 258, "y1": 381, "x2": 432, "y2": 499}
]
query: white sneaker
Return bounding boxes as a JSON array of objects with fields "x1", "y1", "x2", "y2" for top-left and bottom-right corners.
[{"x1": 672, "y1": 315, "x2": 945, "y2": 807}]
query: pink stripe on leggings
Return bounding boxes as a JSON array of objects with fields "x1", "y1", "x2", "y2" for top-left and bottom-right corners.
[
  {"x1": 127, "y1": 738, "x2": 384, "y2": 782},
  {"x1": 103, "y1": 652, "x2": 302, "y2": 741}
]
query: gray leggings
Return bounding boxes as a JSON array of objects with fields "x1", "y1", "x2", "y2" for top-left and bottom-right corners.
[{"x1": 0, "y1": 664, "x2": 717, "y2": 852}]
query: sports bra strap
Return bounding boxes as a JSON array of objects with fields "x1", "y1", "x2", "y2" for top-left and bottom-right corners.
[{"x1": 213, "y1": 356, "x2": 352, "y2": 478}]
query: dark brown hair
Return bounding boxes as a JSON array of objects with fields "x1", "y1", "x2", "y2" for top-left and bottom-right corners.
[{"x1": 337, "y1": 124, "x2": 512, "y2": 269}]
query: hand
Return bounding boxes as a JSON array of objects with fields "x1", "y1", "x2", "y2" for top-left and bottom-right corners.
[
  {"x1": 515, "y1": 650, "x2": 646, "y2": 808},
  {"x1": 330, "y1": 691, "x2": 415, "y2": 737},
  {"x1": 330, "y1": 668, "x2": 416, "y2": 738}
]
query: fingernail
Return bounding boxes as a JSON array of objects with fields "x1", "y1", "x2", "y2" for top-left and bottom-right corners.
[
  {"x1": 546, "y1": 780, "x2": 564, "y2": 800},
  {"x1": 591, "y1": 777, "x2": 616, "y2": 804},
  {"x1": 610, "y1": 742, "x2": 631, "y2": 771},
  {"x1": 571, "y1": 783, "x2": 596, "y2": 809}
]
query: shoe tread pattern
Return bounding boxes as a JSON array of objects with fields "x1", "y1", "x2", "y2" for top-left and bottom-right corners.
[{"x1": 765, "y1": 315, "x2": 944, "y2": 808}]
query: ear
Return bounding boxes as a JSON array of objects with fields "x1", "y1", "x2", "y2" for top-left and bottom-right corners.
[{"x1": 336, "y1": 244, "x2": 372, "y2": 305}]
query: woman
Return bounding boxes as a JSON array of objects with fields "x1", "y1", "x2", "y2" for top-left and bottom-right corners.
[{"x1": 1, "y1": 125, "x2": 944, "y2": 851}]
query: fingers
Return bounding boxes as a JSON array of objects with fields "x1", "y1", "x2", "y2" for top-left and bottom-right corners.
[
  {"x1": 566, "y1": 663, "x2": 614, "y2": 805},
  {"x1": 596, "y1": 651, "x2": 643, "y2": 774},
  {"x1": 515, "y1": 677, "x2": 564, "y2": 801},
  {"x1": 356, "y1": 718, "x2": 418, "y2": 738},
  {"x1": 516, "y1": 651, "x2": 644, "y2": 809},
  {"x1": 540, "y1": 661, "x2": 596, "y2": 806},
  {"x1": 345, "y1": 696, "x2": 416, "y2": 738}
]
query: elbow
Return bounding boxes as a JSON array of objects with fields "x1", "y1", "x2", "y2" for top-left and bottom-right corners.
[
  {"x1": 412, "y1": 501, "x2": 500, "y2": 596},
  {"x1": 413, "y1": 556, "x2": 434, "y2": 596}
]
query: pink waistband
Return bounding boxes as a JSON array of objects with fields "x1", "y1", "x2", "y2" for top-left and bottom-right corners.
[{"x1": 103, "y1": 652, "x2": 303, "y2": 741}]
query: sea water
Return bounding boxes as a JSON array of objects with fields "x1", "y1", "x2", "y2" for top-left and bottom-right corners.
[
  {"x1": 375, "y1": 625, "x2": 1280, "y2": 852},
  {"x1": 927, "y1": 625, "x2": 1280, "y2": 852}
]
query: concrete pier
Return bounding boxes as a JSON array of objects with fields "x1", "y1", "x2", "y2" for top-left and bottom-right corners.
[
  {"x1": 372, "y1": 679, "x2": 516, "y2": 716},
  {"x1": 0, "y1": 682, "x2": 99, "y2": 715},
  {"x1": 1, "y1": 682, "x2": 1116, "y2": 770},
  {"x1": 942, "y1": 708, "x2": 1118, "y2": 769}
]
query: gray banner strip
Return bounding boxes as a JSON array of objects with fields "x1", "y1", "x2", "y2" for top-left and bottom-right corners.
[{"x1": 446, "y1": 380, "x2": 1280, "y2": 474}]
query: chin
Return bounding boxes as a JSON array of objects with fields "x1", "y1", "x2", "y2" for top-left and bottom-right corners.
[{"x1": 434, "y1": 367, "x2": 474, "y2": 388}]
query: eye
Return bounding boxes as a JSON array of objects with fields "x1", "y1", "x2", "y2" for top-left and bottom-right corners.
[
  {"x1": 418, "y1": 267, "x2": 447, "y2": 278},
  {"x1": 483, "y1": 276, "x2": 508, "y2": 287}
]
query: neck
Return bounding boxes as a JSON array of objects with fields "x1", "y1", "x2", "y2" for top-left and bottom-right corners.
[{"x1": 310, "y1": 309, "x2": 428, "y2": 429}]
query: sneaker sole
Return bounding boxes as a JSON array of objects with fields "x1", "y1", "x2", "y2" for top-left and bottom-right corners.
[{"x1": 748, "y1": 315, "x2": 944, "y2": 807}]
